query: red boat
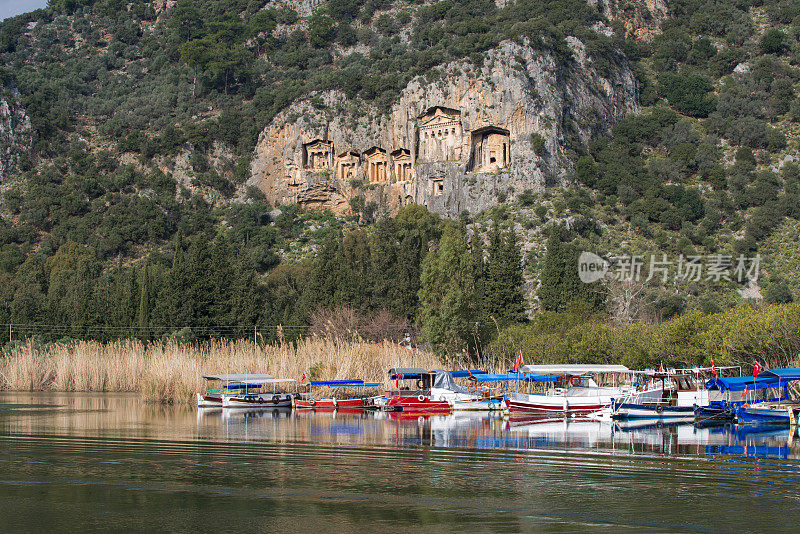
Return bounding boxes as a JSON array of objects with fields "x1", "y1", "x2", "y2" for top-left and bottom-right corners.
[
  {"x1": 382, "y1": 394, "x2": 452, "y2": 414},
  {"x1": 381, "y1": 368, "x2": 453, "y2": 414},
  {"x1": 295, "y1": 397, "x2": 369, "y2": 409},
  {"x1": 294, "y1": 379, "x2": 382, "y2": 410}
]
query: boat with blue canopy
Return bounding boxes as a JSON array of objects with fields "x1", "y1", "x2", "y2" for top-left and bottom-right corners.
[
  {"x1": 726, "y1": 368, "x2": 800, "y2": 425},
  {"x1": 219, "y1": 376, "x2": 298, "y2": 408},
  {"x1": 295, "y1": 379, "x2": 383, "y2": 410},
  {"x1": 698, "y1": 372, "x2": 796, "y2": 423}
]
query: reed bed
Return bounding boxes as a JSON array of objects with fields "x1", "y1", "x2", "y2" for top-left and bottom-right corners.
[{"x1": 0, "y1": 337, "x2": 444, "y2": 404}]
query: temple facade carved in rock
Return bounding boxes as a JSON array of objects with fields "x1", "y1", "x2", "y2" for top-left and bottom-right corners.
[
  {"x1": 302, "y1": 139, "x2": 333, "y2": 171},
  {"x1": 415, "y1": 106, "x2": 463, "y2": 163},
  {"x1": 468, "y1": 127, "x2": 511, "y2": 173}
]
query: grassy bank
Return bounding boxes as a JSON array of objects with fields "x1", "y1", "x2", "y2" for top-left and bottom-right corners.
[
  {"x1": 0, "y1": 338, "x2": 443, "y2": 404},
  {"x1": 484, "y1": 303, "x2": 800, "y2": 372}
]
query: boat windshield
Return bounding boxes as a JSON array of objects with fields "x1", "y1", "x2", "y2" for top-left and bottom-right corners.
[{"x1": 674, "y1": 376, "x2": 696, "y2": 391}]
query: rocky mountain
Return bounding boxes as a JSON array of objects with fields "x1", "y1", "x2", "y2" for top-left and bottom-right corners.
[
  {"x1": 1, "y1": 0, "x2": 800, "y2": 336},
  {"x1": 249, "y1": 37, "x2": 638, "y2": 217},
  {"x1": 0, "y1": 91, "x2": 31, "y2": 183}
]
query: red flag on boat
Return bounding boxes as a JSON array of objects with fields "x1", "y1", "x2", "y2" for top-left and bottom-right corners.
[
  {"x1": 301, "y1": 372, "x2": 307, "y2": 383},
  {"x1": 753, "y1": 361, "x2": 762, "y2": 378},
  {"x1": 741, "y1": 384, "x2": 748, "y2": 399},
  {"x1": 513, "y1": 351, "x2": 524, "y2": 372},
  {"x1": 711, "y1": 360, "x2": 717, "y2": 378},
  {"x1": 659, "y1": 362, "x2": 665, "y2": 373}
]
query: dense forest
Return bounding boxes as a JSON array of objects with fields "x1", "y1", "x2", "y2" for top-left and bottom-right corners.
[{"x1": 1, "y1": 0, "x2": 800, "y2": 365}]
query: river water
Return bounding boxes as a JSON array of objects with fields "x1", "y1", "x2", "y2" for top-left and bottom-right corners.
[{"x1": 1, "y1": 392, "x2": 799, "y2": 532}]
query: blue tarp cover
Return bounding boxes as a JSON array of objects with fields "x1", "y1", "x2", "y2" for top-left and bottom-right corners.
[
  {"x1": 223, "y1": 383, "x2": 261, "y2": 390},
  {"x1": 475, "y1": 373, "x2": 559, "y2": 383},
  {"x1": 449, "y1": 370, "x2": 487, "y2": 378},
  {"x1": 705, "y1": 376, "x2": 783, "y2": 391},
  {"x1": 760, "y1": 368, "x2": 800, "y2": 380},
  {"x1": 389, "y1": 369, "x2": 486, "y2": 379},
  {"x1": 308, "y1": 380, "x2": 381, "y2": 387}
]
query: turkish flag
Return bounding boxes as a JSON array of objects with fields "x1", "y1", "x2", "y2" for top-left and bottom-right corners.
[
  {"x1": 753, "y1": 361, "x2": 762, "y2": 378},
  {"x1": 711, "y1": 360, "x2": 717, "y2": 378},
  {"x1": 513, "y1": 351, "x2": 523, "y2": 372}
]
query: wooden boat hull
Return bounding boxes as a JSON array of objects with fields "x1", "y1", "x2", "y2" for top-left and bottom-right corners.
[
  {"x1": 295, "y1": 397, "x2": 368, "y2": 409},
  {"x1": 382, "y1": 395, "x2": 452, "y2": 414},
  {"x1": 505, "y1": 394, "x2": 608, "y2": 415},
  {"x1": 223, "y1": 393, "x2": 293, "y2": 408},
  {"x1": 736, "y1": 406, "x2": 793, "y2": 424},
  {"x1": 611, "y1": 402, "x2": 695, "y2": 419},
  {"x1": 197, "y1": 393, "x2": 222, "y2": 408},
  {"x1": 451, "y1": 398, "x2": 505, "y2": 411}
]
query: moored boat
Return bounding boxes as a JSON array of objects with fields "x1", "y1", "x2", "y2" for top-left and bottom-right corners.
[
  {"x1": 429, "y1": 370, "x2": 507, "y2": 411},
  {"x1": 221, "y1": 377, "x2": 297, "y2": 408},
  {"x1": 505, "y1": 365, "x2": 633, "y2": 415},
  {"x1": 382, "y1": 368, "x2": 453, "y2": 413},
  {"x1": 701, "y1": 369, "x2": 800, "y2": 423},
  {"x1": 197, "y1": 374, "x2": 280, "y2": 408},
  {"x1": 612, "y1": 371, "x2": 710, "y2": 420},
  {"x1": 294, "y1": 379, "x2": 382, "y2": 410},
  {"x1": 735, "y1": 405, "x2": 795, "y2": 425},
  {"x1": 222, "y1": 391, "x2": 295, "y2": 408}
]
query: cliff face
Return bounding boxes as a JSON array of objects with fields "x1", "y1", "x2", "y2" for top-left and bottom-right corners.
[
  {"x1": 589, "y1": 0, "x2": 669, "y2": 41},
  {"x1": 0, "y1": 92, "x2": 32, "y2": 183},
  {"x1": 248, "y1": 39, "x2": 638, "y2": 217}
]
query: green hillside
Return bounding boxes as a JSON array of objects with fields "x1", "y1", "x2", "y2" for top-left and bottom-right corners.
[{"x1": 1, "y1": 0, "x2": 799, "y2": 364}]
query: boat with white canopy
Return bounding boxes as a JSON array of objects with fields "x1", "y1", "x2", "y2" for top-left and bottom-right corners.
[
  {"x1": 197, "y1": 374, "x2": 280, "y2": 408},
  {"x1": 505, "y1": 364, "x2": 633, "y2": 415},
  {"x1": 611, "y1": 366, "x2": 740, "y2": 420},
  {"x1": 197, "y1": 374, "x2": 298, "y2": 408}
]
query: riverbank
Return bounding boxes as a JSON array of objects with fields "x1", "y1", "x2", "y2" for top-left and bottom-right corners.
[{"x1": 0, "y1": 338, "x2": 443, "y2": 404}]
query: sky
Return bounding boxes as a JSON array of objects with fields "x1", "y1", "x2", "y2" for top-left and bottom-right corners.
[{"x1": 0, "y1": 0, "x2": 48, "y2": 22}]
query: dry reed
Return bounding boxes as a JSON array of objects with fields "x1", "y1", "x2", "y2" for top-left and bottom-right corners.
[{"x1": 0, "y1": 337, "x2": 444, "y2": 404}]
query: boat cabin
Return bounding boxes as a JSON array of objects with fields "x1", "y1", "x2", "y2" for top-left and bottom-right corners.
[{"x1": 650, "y1": 373, "x2": 698, "y2": 406}]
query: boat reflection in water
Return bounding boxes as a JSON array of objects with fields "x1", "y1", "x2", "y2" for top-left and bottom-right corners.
[{"x1": 194, "y1": 402, "x2": 800, "y2": 460}]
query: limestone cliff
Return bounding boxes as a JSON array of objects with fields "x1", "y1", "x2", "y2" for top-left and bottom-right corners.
[
  {"x1": 589, "y1": 0, "x2": 669, "y2": 40},
  {"x1": 248, "y1": 38, "x2": 638, "y2": 217},
  {"x1": 0, "y1": 92, "x2": 32, "y2": 183}
]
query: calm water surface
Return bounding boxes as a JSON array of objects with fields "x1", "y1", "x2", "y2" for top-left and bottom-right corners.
[{"x1": 1, "y1": 392, "x2": 800, "y2": 532}]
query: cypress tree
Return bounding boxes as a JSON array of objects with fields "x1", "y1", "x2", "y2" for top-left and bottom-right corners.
[
  {"x1": 500, "y1": 228, "x2": 526, "y2": 322},
  {"x1": 538, "y1": 227, "x2": 568, "y2": 312},
  {"x1": 538, "y1": 225, "x2": 603, "y2": 312},
  {"x1": 418, "y1": 222, "x2": 481, "y2": 355},
  {"x1": 137, "y1": 262, "x2": 150, "y2": 339},
  {"x1": 483, "y1": 226, "x2": 526, "y2": 325}
]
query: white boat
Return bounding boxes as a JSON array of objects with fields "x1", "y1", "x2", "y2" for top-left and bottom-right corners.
[
  {"x1": 197, "y1": 373, "x2": 280, "y2": 408},
  {"x1": 611, "y1": 372, "x2": 703, "y2": 420},
  {"x1": 505, "y1": 365, "x2": 634, "y2": 415},
  {"x1": 222, "y1": 391, "x2": 295, "y2": 408},
  {"x1": 221, "y1": 377, "x2": 296, "y2": 408}
]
